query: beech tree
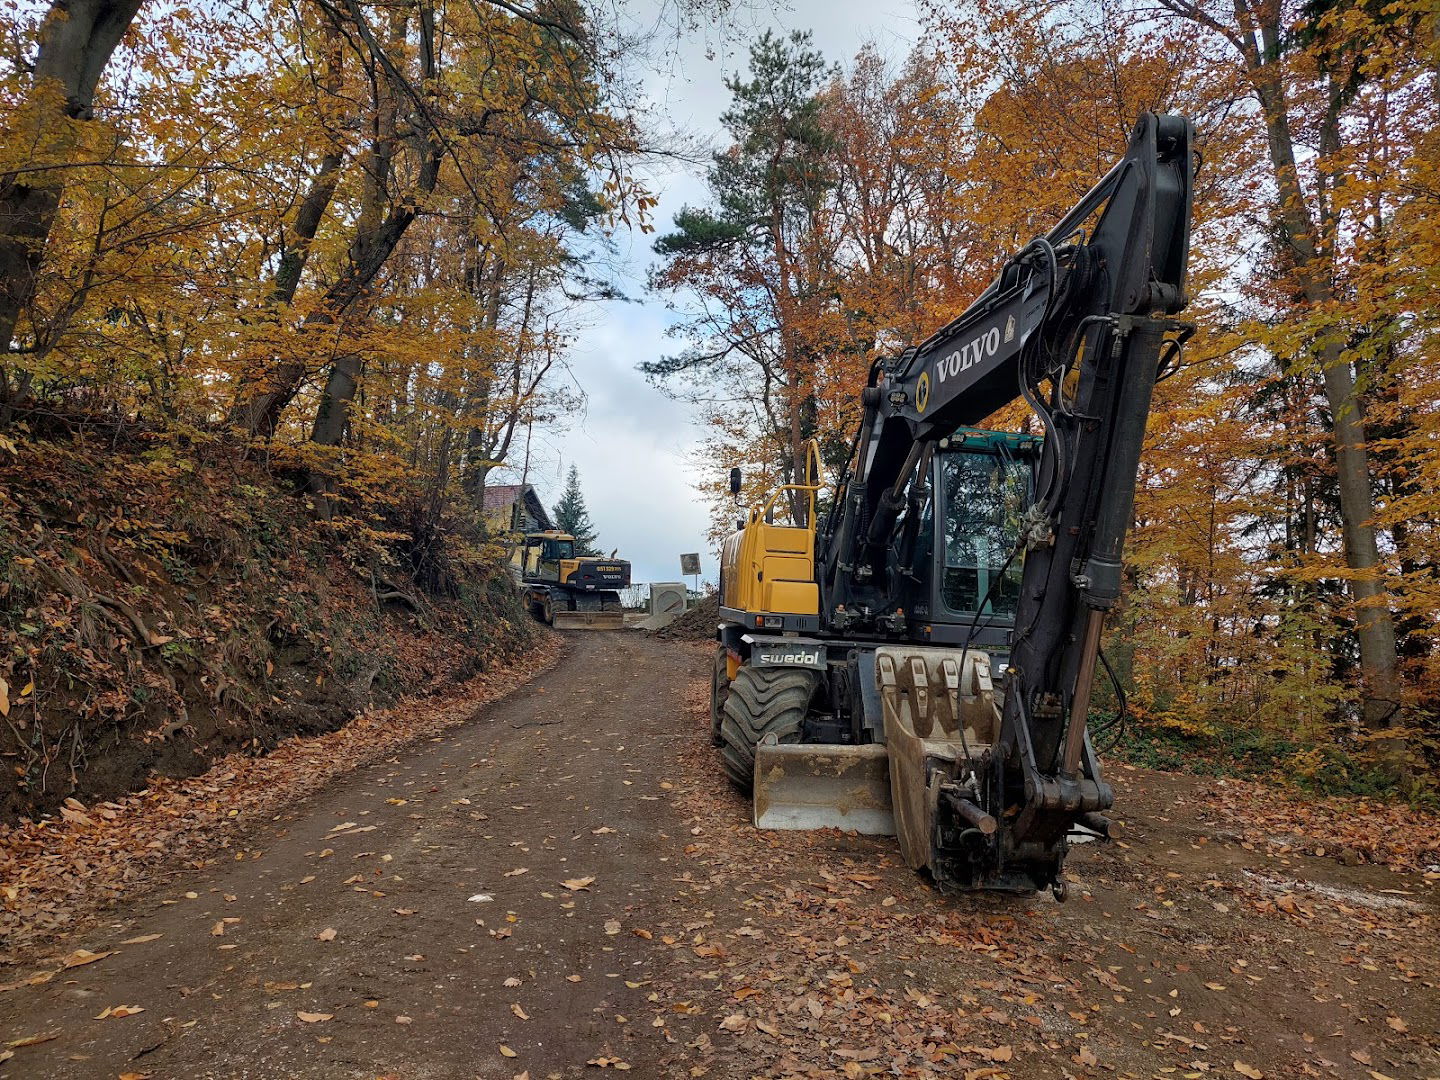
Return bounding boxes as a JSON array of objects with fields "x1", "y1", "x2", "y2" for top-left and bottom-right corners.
[{"x1": 0, "y1": 0, "x2": 145, "y2": 421}]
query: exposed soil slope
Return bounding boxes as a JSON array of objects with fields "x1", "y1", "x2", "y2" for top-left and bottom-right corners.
[{"x1": 0, "y1": 428, "x2": 536, "y2": 822}]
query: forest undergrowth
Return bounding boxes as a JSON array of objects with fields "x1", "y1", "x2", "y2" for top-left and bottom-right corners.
[{"x1": 0, "y1": 414, "x2": 538, "y2": 824}]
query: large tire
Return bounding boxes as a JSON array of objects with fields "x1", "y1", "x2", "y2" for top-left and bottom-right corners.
[
  {"x1": 718, "y1": 665, "x2": 819, "y2": 793},
  {"x1": 709, "y1": 646, "x2": 730, "y2": 746}
]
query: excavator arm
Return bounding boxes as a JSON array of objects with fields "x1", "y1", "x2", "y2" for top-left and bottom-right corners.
[{"x1": 816, "y1": 113, "x2": 1195, "y2": 891}]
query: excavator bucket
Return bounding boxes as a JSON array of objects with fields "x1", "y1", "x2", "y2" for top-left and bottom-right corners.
[
  {"x1": 876, "y1": 646, "x2": 1001, "y2": 878},
  {"x1": 753, "y1": 737, "x2": 895, "y2": 835},
  {"x1": 551, "y1": 609, "x2": 624, "y2": 631}
]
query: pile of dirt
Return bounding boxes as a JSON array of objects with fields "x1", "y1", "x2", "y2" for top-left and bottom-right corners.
[
  {"x1": 0, "y1": 423, "x2": 537, "y2": 823},
  {"x1": 653, "y1": 592, "x2": 719, "y2": 641}
]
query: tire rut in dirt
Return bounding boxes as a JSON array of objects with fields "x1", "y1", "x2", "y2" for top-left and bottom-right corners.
[{"x1": 718, "y1": 665, "x2": 818, "y2": 792}]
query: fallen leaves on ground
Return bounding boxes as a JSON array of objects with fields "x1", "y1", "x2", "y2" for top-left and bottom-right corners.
[
  {"x1": 93, "y1": 1005, "x2": 144, "y2": 1019},
  {"x1": 630, "y1": 672, "x2": 1440, "y2": 1080},
  {"x1": 1203, "y1": 778, "x2": 1440, "y2": 874},
  {"x1": 0, "y1": 637, "x2": 560, "y2": 965}
]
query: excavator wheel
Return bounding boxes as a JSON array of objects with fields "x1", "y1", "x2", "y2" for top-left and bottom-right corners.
[
  {"x1": 718, "y1": 665, "x2": 818, "y2": 793},
  {"x1": 709, "y1": 646, "x2": 730, "y2": 747}
]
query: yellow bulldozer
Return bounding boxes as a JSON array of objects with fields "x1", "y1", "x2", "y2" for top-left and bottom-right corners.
[{"x1": 509, "y1": 530, "x2": 631, "y2": 630}]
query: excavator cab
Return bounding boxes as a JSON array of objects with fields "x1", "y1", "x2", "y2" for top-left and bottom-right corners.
[
  {"x1": 907, "y1": 431, "x2": 1040, "y2": 642},
  {"x1": 516, "y1": 532, "x2": 575, "y2": 584}
]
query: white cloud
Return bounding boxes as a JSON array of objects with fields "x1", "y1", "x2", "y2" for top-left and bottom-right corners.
[{"x1": 507, "y1": 1, "x2": 921, "y2": 586}]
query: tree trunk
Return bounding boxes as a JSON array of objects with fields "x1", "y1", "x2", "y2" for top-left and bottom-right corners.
[
  {"x1": 227, "y1": 11, "x2": 345, "y2": 438},
  {"x1": 308, "y1": 1, "x2": 441, "y2": 452},
  {"x1": 0, "y1": 0, "x2": 145, "y2": 420},
  {"x1": 1234, "y1": 2, "x2": 1403, "y2": 729}
]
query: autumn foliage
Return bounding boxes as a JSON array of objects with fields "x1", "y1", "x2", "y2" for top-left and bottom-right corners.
[
  {"x1": 0, "y1": 0, "x2": 672, "y2": 815},
  {"x1": 649, "y1": 5, "x2": 1439, "y2": 790},
  {"x1": 0, "y1": 0, "x2": 1436, "y2": 799}
]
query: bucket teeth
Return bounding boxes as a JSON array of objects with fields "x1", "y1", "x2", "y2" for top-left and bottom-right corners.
[{"x1": 877, "y1": 646, "x2": 1000, "y2": 873}]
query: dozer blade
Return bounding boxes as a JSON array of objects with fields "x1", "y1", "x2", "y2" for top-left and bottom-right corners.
[
  {"x1": 753, "y1": 737, "x2": 895, "y2": 835},
  {"x1": 551, "y1": 610, "x2": 625, "y2": 631}
]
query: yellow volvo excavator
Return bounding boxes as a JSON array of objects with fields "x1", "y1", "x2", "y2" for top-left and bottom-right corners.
[
  {"x1": 712, "y1": 114, "x2": 1195, "y2": 896},
  {"x1": 510, "y1": 531, "x2": 631, "y2": 630}
]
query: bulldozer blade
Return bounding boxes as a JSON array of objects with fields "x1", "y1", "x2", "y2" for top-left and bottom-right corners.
[
  {"x1": 753, "y1": 740, "x2": 895, "y2": 835},
  {"x1": 551, "y1": 610, "x2": 624, "y2": 631}
]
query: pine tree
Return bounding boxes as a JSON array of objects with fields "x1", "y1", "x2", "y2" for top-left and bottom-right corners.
[{"x1": 552, "y1": 465, "x2": 601, "y2": 556}]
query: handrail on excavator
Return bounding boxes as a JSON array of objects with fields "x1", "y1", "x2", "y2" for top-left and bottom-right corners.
[{"x1": 749, "y1": 439, "x2": 824, "y2": 528}]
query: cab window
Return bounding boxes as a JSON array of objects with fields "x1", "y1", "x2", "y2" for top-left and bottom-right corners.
[{"x1": 937, "y1": 449, "x2": 1028, "y2": 618}]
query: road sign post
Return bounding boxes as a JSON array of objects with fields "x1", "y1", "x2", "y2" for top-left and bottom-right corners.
[{"x1": 680, "y1": 553, "x2": 701, "y2": 600}]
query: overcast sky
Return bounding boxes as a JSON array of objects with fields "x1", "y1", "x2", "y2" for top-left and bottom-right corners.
[{"x1": 502, "y1": 0, "x2": 920, "y2": 586}]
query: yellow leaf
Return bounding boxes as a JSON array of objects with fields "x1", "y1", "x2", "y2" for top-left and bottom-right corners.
[
  {"x1": 511, "y1": 1003, "x2": 530, "y2": 1020},
  {"x1": 1233, "y1": 1062, "x2": 1263, "y2": 1079},
  {"x1": 6, "y1": 1031, "x2": 59, "y2": 1048},
  {"x1": 94, "y1": 1005, "x2": 145, "y2": 1019},
  {"x1": 61, "y1": 948, "x2": 113, "y2": 969},
  {"x1": 296, "y1": 1012, "x2": 332, "y2": 1023},
  {"x1": 0, "y1": 677, "x2": 8, "y2": 717},
  {"x1": 499, "y1": 1044, "x2": 518, "y2": 1058}
]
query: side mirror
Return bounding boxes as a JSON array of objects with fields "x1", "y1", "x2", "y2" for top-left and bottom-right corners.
[{"x1": 729, "y1": 467, "x2": 742, "y2": 496}]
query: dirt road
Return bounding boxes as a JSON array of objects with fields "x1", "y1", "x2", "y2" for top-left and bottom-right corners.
[{"x1": 1, "y1": 634, "x2": 1436, "y2": 1079}]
